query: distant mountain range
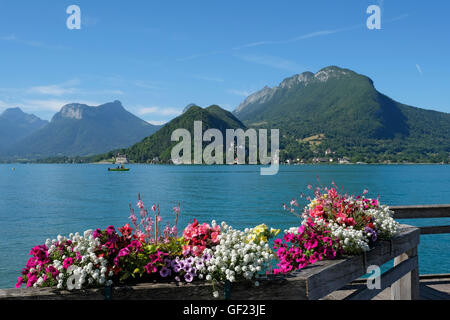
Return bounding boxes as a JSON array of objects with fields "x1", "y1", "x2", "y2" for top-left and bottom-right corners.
[
  {"x1": 1, "y1": 101, "x2": 161, "y2": 160},
  {"x1": 2, "y1": 66, "x2": 449, "y2": 163},
  {"x1": 94, "y1": 66, "x2": 449, "y2": 164},
  {"x1": 92, "y1": 104, "x2": 246, "y2": 163},
  {"x1": 0, "y1": 108, "x2": 48, "y2": 150}
]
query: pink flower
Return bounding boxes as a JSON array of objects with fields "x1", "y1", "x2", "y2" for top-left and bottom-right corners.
[
  {"x1": 15, "y1": 277, "x2": 23, "y2": 288},
  {"x1": 26, "y1": 275, "x2": 37, "y2": 288},
  {"x1": 118, "y1": 247, "x2": 130, "y2": 257},
  {"x1": 145, "y1": 263, "x2": 158, "y2": 274},
  {"x1": 93, "y1": 228, "x2": 102, "y2": 238},
  {"x1": 328, "y1": 188, "x2": 338, "y2": 198},
  {"x1": 46, "y1": 266, "x2": 59, "y2": 278},
  {"x1": 63, "y1": 257, "x2": 74, "y2": 270}
]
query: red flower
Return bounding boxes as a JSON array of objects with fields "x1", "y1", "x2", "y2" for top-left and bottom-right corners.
[{"x1": 119, "y1": 223, "x2": 133, "y2": 238}]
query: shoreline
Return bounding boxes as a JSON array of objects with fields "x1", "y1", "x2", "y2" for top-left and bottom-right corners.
[{"x1": 1, "y1": 162, "x2": 449, "y2": 166}]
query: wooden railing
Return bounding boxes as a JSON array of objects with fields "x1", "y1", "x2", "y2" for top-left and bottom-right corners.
[
  {"x1": 0, "y1": 225, "x2": 422, "y2": 300},
  {"x1": 387, "y1": 204, "x2": 450, "y2": 299},
  {"x1": 391, "y1": 204, "x2": 450, "y2": 235}
]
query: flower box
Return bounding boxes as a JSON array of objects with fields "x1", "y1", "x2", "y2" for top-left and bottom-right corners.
[{"x1": 1, "y1": 224, "x2": 419, "y2": 300}]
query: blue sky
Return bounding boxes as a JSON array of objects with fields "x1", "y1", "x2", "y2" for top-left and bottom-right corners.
[{"x1": 0, "y1": 0, "x2": 449, "y2": 124}]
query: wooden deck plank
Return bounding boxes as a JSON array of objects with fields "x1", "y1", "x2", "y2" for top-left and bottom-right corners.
[{"x1": 323, "y1": 276, "x2": 450, "y2": 300}]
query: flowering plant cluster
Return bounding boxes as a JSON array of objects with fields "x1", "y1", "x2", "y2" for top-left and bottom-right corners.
[
  {"x1": 182, "y1": 219, "x2": 220, "y2": 256},
  {"x1": 16, "y1": 196, "x2": 280, "y2": 297},
  {"x1": 17, "y1": 186, "x2": 398, "y2": 294},
  {"x1": 195, "y1": 222, "x2": 279, "y2": 297},
  {"x1": 273, "y1": 223, "x2": 342, "y2": 274},
  {"x1": 276, "y1": 184, "x2": 400, "y2": 275},
  {"x1": 16, "y1": 230, "x2": 112, "y2": 289}
]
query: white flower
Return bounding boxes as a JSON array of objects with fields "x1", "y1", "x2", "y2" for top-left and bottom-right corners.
[{"x1": 200, "y1": 221, "x2": 274, "y2": 286}]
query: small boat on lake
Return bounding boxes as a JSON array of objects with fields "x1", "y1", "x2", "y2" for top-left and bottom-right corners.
[{"x1": 108, "y1": 165, "x2": 130, "y2": 172}]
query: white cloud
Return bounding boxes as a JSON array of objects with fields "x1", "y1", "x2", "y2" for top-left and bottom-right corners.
[
  {"x1": 1, "y1": 34, "x2": 68, "y2": 50},
  {"x1": 0, "y1": 100, "x2": 11, "y2": 113},
  {"x1": 176, "y1": 51, "x2": 223, "y2": 62},
  {"x1": 193, "y1": 75, "x2": 224, "y2": 83},
  {"x1": 234, "y1": 53, "x2": 302, "y2": 72},
  {"x1": 27, "y1": 85, "x2": 77, "y2": 96},
  {"x1": 227, "y1": 89, "x2": 251, "y2": 97},
  {"x1": 145, "y1": 120, "x2": 167, "y2": 126},
  {"x1": 134, "y1": 80, "x2": 163, "y2": 90},
  {"x1": 21, "y1": 99, "x2": 101, "y2": 113},
  {"x1": 136, "y1": 106, "x2": 181, "y2": 117},
  {"x1": 1, "y1": 79, "x2": 123, "y2": 101}
]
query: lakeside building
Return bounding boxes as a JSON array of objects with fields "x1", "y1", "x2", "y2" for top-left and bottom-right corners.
[{"x1": 115, "y1": 154, "x2": 129, "y2": 165}]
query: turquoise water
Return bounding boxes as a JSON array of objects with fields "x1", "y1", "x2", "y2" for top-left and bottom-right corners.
[{"x1": 0, "y1": 164, "x2": 449, "y2": 288}]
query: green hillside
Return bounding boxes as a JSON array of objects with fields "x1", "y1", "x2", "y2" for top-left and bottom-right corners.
[
  {"x1": 92, "y1": 105, "x2": 247, "y2": 163},
  {"x1": 234, "y1": 66, "x2": 450, "y2": 163}
]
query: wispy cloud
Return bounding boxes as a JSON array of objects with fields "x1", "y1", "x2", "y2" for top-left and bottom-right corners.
[
  {"x1": 0, "y1": 34, "x2": 68, "y2": 50},
  {"x1": 416, "y1": 64, "x2": 423, "y2": 75},
  {"x1": 177, "y1": 23, "x2": 363, "y2": 62},
  {"x1": 133, "y1": 80, "x2": 168, "y2": 95},
  {"x1": 27, "y1": 79, "x2": 80, "y2": 96},
  {"x1": 176, "y1": 50, "x2": 223, "y2": 62},
  {"x1": 177, "y1": 14, "x2": 410, "y2": 63},
  {"x1": 22, "y1": 99, "x2": 102, "y2": 113},
  {"x1": 233, "y1": 25, "x2": 362, "y2": 50},
  {"x1": 193, "y1": 75, "x2": 224, "y2": 83},
  {"x1": 227, "y1": 89, "x2": 251, "y2": 97},
  {"x1": 136, "y1": 106, "x2": 181, "y2": 117},
  {"x1": 234, "y1": 53, "x2": 302, "y2": 72},
  {"x1": 1, "y1": 79, "x2": 124, "y2": 99}
]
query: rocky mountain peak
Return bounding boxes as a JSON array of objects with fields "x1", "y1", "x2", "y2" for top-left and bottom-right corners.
[
  {"x1": 279, "y1": 72, "x2": 314, "y2": 89},
  {"x1": 59, "y1": 103, "x2": 86, "y2": 120}
]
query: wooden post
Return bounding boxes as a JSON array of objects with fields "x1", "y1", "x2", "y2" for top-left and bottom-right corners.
[{"x1": 391, "y1": 247, "x2": 419, "y2": 300}]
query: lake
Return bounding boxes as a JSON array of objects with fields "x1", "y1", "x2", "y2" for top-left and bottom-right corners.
[{"x1": 0, "y1": 164, "x2": 449, "y2": 288}]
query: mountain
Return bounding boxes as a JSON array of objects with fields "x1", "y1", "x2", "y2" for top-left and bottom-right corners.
[
  {"x1": 4, "y1": 101, "x2": 161, "y2": 159},
  {"x1": 233, "y1": 66, "x2": 450, "y2": 163},
  {"x1": 0, "y1": 108, "x2": 48, "y2": 150},
  {"x1": 93, "y1": 105, "x2": 246, "y2": 163},
  {"x1": 182, "y1": 103, "x2": 197, "y2": 113}
]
